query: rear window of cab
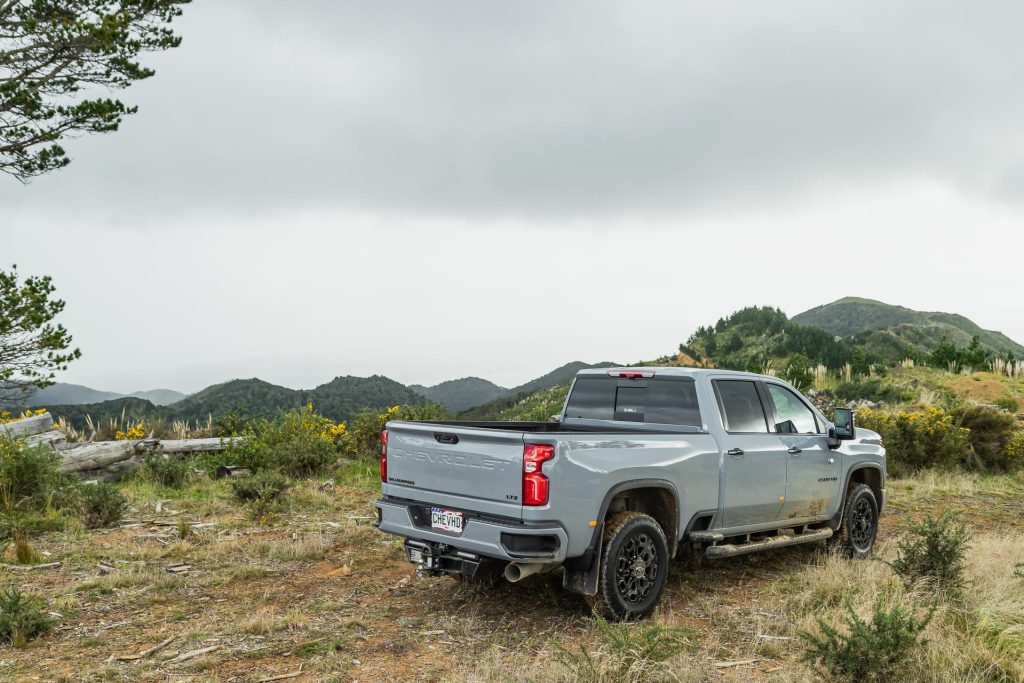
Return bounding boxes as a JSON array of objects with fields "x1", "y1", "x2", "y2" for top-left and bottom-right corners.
[{"x1": 563, "y1": 377, "x2": 702, "y2": 427}]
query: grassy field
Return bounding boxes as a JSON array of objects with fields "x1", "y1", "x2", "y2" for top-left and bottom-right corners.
[{"x1": 2, "y1": 463, "x2": 1023, "y2": 682}]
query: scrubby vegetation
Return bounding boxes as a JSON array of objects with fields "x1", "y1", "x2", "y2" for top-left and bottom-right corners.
[
  {"x1": 800, "y1": 598, "x2": 935, "y2": 681},
  {"x1": 890, "y1": 511, "x2": 970, "y2": 595},
  {"x1": 0, "y1": 588, "x2": 55, "y2": 648}
]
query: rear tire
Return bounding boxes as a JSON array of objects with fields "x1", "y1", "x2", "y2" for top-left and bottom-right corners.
[
  {"x1": 836, "y1": 483, "x2": 878, "y2": 558},
  {"x1": 593, "y1": 511, "x2": 669, "y2": 621}
]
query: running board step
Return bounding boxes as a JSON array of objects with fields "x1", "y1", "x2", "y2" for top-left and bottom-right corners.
[
  {"x1": 704, "y1": 528, "x2": 833, "y2": 558},
  {"x1": 688, "y1": 530, "x2": 724, "y2": 542}
]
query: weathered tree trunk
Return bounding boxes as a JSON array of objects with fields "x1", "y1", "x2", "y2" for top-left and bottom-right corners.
[
  {"x1": 0, "y1": 412, "x2": 53, "y2": 438},
  {"x1": 58, "y1": 441, "x2": 136, "y2": 473},
  {"x1": 3, "y1": 412, "x2": 241, "y2": 481}
]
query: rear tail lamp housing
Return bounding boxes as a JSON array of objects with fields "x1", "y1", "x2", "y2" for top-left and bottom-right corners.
[
  {"x1": 523, "y1": 443, "x2": 555, "y2": 506},
  {"x1": 380, "y1": 430, "x2": 388, "y2": 483}
]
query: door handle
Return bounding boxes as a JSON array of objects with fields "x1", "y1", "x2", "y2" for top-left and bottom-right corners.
[
  {"x1": 727, "y1": 448, "x2": 745, "y2": 457},
  {"x1": 788, "y1": 447, "x2": 802, "y2": 455}
]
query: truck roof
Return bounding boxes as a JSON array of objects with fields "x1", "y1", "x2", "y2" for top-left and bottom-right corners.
[{"x1": 575, "y1": 366, "x2": 777, "y2": 381}]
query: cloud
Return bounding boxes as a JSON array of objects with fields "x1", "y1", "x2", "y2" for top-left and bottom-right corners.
[{"x1": 4, "y1": 0, "x2": 1024, "y2": 222}]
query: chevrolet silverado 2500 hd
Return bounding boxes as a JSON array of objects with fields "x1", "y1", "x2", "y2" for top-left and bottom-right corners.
[{"x1": 374, "y1": 367, "x2": 885, "y2": 620}]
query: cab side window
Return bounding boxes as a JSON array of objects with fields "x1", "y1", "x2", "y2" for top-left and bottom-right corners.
[
  {"x1": 714, "y1": 380, "x2": 769, "y2": 433},
  {"x1": 766, "y1": 384, "x2": 819, "y2": 434}
]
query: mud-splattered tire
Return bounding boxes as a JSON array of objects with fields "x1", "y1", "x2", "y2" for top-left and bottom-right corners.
[
  {"x1": 835, "y1": 483, "x2": 878, "y2": 558},
  {"x1": 592, "y1": 511, "x2": 669, "y2": 621}
]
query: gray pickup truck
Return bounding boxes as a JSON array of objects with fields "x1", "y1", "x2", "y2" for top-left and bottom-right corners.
[{"x1": 374, "y1": 367, "x2": 886, "y2": 619}]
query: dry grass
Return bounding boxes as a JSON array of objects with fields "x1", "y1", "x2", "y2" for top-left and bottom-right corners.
[{"x1": 0, "y1": 464, "x2": 1022, "y2": 682}]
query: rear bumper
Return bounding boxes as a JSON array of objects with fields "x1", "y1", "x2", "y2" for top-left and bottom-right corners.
[{"x1": 374, "y1": 497, "x2": 569, "y2": 563}]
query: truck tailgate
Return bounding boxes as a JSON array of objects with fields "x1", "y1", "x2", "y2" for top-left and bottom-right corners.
[{"x1": 384, "y1": 422, "x2": 525, "y2": 519}]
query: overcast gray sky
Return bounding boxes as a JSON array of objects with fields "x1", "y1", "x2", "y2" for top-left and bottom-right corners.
[{"x1": 3, "y1": 0, "x2": 1023, "y2": 394}]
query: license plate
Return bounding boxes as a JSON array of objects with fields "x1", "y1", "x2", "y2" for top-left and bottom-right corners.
[{"x1": 430, "y1": 507, "x2": 464, "y2": 533}]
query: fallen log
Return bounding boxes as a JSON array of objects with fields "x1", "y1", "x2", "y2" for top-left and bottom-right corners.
[
  {"x1": 58, "y1": 437, "x2": 240, "y2": 480},
  {"x1": 0, "y1": 412, "x2": 53, "y2": 438}
]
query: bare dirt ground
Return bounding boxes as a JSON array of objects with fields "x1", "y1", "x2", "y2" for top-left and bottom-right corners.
[{"x1": 2, "y1": 466, "x2": 1023, "y2": 682}]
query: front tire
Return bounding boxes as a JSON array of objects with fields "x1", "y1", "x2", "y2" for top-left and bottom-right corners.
[
  {"x1": 836, "y1": 483, "x2": 878, "y2": 557},
  {"x1": 594, "y1": 511, "x2": 669, "y2": 621}
]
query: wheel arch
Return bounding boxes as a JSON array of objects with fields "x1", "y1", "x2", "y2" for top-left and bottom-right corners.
[{"x1": 829, "y1": 464, "x2": 884, "y2": 529}]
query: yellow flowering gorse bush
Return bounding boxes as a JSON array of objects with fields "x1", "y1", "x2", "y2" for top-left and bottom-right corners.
[
  {"x1": 114, "y1": 421, "x2": 147, "y2": 441},
  {"x1": 855, "y1": 406, "x2": 972, "y2": 475},
  {"x1": 0, "y1": 408, "x2": 47, "y2": 424}
]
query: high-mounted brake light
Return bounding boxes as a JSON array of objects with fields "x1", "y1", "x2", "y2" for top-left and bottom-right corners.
[
  {"x1": 380, "y1": 430, "x2": 388, "y2": 483},
  {"x1": 523, "y1": 443, "x2": 555, "y2": 506},
  {"x1": 608, "y1": 370, "x2": 655, "y2": 379}
]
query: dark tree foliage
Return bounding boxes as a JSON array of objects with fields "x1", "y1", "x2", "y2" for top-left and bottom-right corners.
[
  {"x1": 688, "y1": 305, "x2": 864, "y2": 373},
  {"x1": 0, "y1": 265, "x2": 80, "y2": 403},
  {"x1": 0, "y1": 0, "x2": 189, "y2": 181},
  {"x1": 928, "y1": 334, "x2": 990, "y2": 371}
]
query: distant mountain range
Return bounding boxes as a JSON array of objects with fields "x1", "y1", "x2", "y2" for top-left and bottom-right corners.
[
  {"x1": 408, "y1": 361, "x2": 618, "y2": 413},
  {"x1": 20, "y1": 383, "x2": 187, "y2": 407},
  {"x1": 34, "y1": 362, "x2": 618, "y2": 430},
  {"x1": 19, "y1": 298, "x2": 1024, "y2": 429}
]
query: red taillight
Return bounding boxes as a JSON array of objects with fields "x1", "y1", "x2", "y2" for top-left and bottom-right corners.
[
  {"x1": 608, "y1": 370, "x2": 655, "y2": 379},
  {"x1": 380, "y1": 430, "x2": 388, "y2": 483},
  {"x1": 523, "y1": 443, "x2": 555, "y2": 506}
]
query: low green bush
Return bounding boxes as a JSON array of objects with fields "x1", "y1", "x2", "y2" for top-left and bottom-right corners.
[
  {"x1": 993, "y1": 396, "x2": 1019, "y2": 413},
  {"x1": 75, "y1": 483, "x2": 128, "y2": 529},
  {"x1": 800, "y1": 598, "x2": 934, "y2": 681},
  {"x1": 231, "y1": 471, "x2": 292, "y2": 521},
  {"x1": 834, "y1": 378, "x2": 913, "y2": 405},
  {"x1": 0, "y1": 587, "x2": 55, "y2": 647},
  {"x1": 231, "y1": 471, "x2": 291, "y2": 503},
  {"x1": 890, "y1": 510, "x2": 970, "y2": 594},
  {"x1": 0, "y1": 436, "x2": 67, "y2": 512},
  {"x1": 137, "y1": 452, "x2": 192, "y2": 488},
  {"x1": 218, "y1": 406, "x2": 343, "y2": 477},
  {"x1": 554, "y1": 616, "x2": 693, "y2": 682},
  {"x1": 951, "y1": 404, "x2": 1020, "y2": 471}
]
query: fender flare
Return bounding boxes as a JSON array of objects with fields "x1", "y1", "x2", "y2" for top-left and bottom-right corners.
[
  {"x1": 563, "y1": 478, "x2": 680, "y2": 596},
  {"x1": 829, "y1": 463, "x2": 885, "y2": 529}
]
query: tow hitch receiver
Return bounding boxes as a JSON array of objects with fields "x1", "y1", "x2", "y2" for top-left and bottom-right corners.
[{"x1": 404, "y1": 539, "x2": 482, "y2": 578}]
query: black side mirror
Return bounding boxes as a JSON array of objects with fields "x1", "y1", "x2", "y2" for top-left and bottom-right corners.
[{"x1": 833, "y1": 407, "x2": 855, "y2": 440}]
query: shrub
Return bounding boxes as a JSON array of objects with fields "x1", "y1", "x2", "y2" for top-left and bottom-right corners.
[
  {"x1": 554, "y1": 617, "x2": 693, "y2": 682},
  {"x1": 951, "y1": 404, "x2": 1020, "y2": 470},
  {"x1": 232, "y1": 471, "x2": 291, "y2": 522},
  {"x1": 834, "y1": 378, "x2": 913, "y2": 404},
  {"x1": 137, "y1": 452, "x2": 192, "y2": 488},
  {"x1": 855, "y1": 406, "x2": 972, "y2": 475},
  {"x1": 0, "y1": 436, "x2": 65, "y2": 513},
  {"x1": 994, "y1": 396, "x2": 1019, "y2": 413},
  {"x1": 1006, "y1": 431, "x2": 1024, "y2": 469},
  {"x1": 890, "y1": 510, "x2": 970, "y2": 594},
  {"x1": 219, "y1": 405, "x2": 344, "y2": 477},
  {"x1": 344, "y1": 403, "x2": 449, "y2": 457},
  {"x1": 0, "y1": 587, "x2": 55, "y2": 647},
  {"x1": 800, "y1": 598, "x2": 934, "y2": 681},
  {"x1": 75, "y1": 483, "x2": 127, "y2": 529},
  {"x1": 231, "y1": 471, "x2": 291, "y2": 503}
]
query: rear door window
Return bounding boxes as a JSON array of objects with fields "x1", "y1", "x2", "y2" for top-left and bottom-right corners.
[
  {"x1": 714, "y1": 380, "x2": 770, "y2": 433},
  {"x1": 564, "y1": 377, "x2": 702, "y2": 427}
]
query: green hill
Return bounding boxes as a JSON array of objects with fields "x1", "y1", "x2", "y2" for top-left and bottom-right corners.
[
  {"x1": 793, "y1": 297, "x2": 1024, "y2": 360},
  {"x1": 410, "y1": 377, "x2": 508, "y2": 413},
  {"x1": 44, "y1": 375, "x2": 426, "y2": 430}
]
